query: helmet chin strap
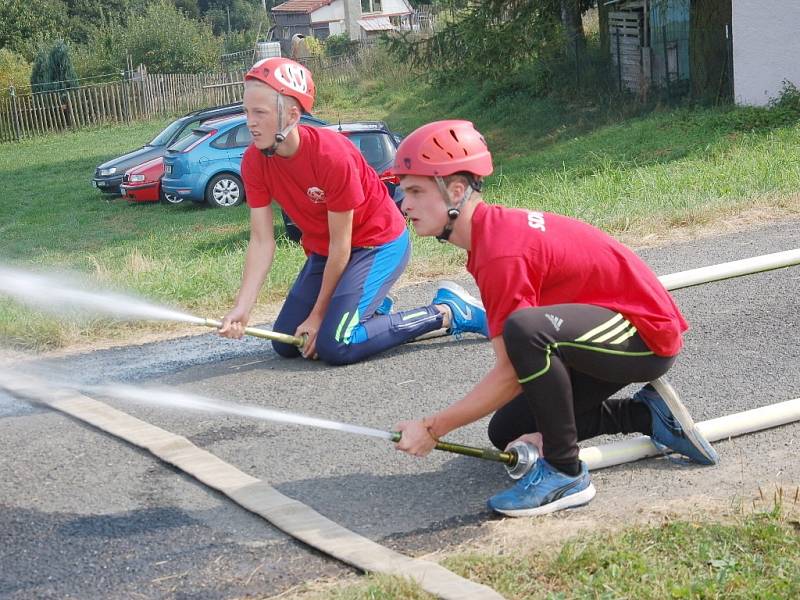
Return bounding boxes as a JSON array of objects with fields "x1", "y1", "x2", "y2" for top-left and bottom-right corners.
[
  {"x1": 434, "y1": 176, "x2": 475, "y2": 242},
  {"x1": 261, "y1": 93, "x2": 297, "y2": 158}
]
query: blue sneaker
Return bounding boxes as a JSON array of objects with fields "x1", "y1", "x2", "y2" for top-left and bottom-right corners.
[
  {"x1": 487, "y1": 459, "x2": 596, "y2": 517},
  {"x1": 374, "y1": 295, "x2": 395, "y2": 316},
  {"x1": 634, "y1": 386, "x2": 719, "y2": 465},
  {"x1": 432, "y1": 281, "x2": 489, "y2": 337}
]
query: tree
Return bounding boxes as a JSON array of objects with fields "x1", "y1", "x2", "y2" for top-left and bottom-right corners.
[
  {"x1": 0, "y1": 0, "x2": 67, "y2": 56},
  {"x1": 121, "y1": 1, "x2": 222, "y2": 73},
  {"x1": 204, "y1": 0, "x2": 267, "y2": 36},
  {"x1": 388, "y1": 0, "x2": 577, "y2": 83},
  {"x1": 47, "y1": 39, "x2": 79, "y2": 92},
  {"x1": 29, "y1": 39, "x2": 78, "y2": 92},
  {"x1": 29, "y1": 48, "x2": 51, "y2": 92},
  {"x1": 560, "y1": 0, "x2": 588, "y2": 54},
  {"x1": 63, "y1": 0, "x2": 132, "y2": 43},
  {"x1": 690, "y1": 0, "x2": 732, "y2": 103}
]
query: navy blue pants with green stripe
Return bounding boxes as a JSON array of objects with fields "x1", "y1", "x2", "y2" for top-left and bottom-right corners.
[
  {"x1": 490, "y1": 304, "x2": 677, "y2": 474},
  {"x1": 272, "y1": 229, "x2": 444, "y2": 365}
]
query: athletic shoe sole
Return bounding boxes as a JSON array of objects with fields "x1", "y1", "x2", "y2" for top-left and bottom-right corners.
[
  {"x1": 491, "y1": 483, "x2": 597, "y2": 517},
  {"x1": 651, "y1": 378, "x2": 719, "y2": 465}
]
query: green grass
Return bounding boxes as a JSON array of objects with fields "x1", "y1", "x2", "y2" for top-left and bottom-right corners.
[
  {"x1": 2, "y1": 59, "x2": 800, "y2": 350},
  {"x1": 297, "y1": 508, "x2": 800, "y2": 599}
]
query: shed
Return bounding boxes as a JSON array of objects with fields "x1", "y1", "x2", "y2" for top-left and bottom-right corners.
[{"x1": 605, "y1": 0, "x2": 690, "y2": 95}]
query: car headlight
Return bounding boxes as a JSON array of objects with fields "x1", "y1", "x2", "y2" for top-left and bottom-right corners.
[
  {"x1": 99, "y1": 167, "x2": 117, "y2": 176},
  {"x1": 129, "y1": 174, "x2": 146, "y2": 183}
]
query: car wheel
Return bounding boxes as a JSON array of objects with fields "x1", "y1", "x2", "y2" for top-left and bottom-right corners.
[
  {"x1": 281, "y1": 209, "x2": 302, "y2": 243},
  {"x1": 205, "y1": 173, "x2": 244, "y2": 208},
  {"x1": 160, "y1": 190, "x2": 184, "y2": 205}
]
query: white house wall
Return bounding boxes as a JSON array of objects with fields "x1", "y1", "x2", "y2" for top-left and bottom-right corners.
[
  {"x1": 732, "y1": 0, "x2": 800, "y2": 106},
  {"x1": 312, "y1": 3, "x2": 344, "y2": 24},
  {"x1": 381, "y1": 0, "x2": 412, "y2": 16}
]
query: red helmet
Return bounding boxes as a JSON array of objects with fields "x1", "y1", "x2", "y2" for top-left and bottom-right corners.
[
  {"x1": 245, "y1": 57, "x2": 316, "y2": 113},
  {"x1": 393, "y1": 120, "x2": 493, "y2": 178}
]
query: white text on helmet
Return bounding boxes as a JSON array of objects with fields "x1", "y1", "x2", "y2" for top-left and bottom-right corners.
[{"x1": 274, "y1": 64, "x2": 309, "y2": 94}]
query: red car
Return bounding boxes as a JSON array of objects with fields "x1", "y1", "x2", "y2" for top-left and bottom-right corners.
[{"x1": 120, "y1": 157, "x2": 182, "y2": 204}]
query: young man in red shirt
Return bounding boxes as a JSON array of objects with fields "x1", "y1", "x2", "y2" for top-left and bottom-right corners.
[
  {"x1": 219, "y1": 59, "x2": 489, "y2": 364},
  {"x1": 392, "y1": 120, "x2": 718, "y2": 517}
]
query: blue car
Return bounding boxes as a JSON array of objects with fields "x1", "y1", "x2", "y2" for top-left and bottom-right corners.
[
  {"x1": 161, "y1": 113, "x2": 327, "y2": 208},
  {"x1": 93, "y1": 103, "x2": 244, "y2": 194}
]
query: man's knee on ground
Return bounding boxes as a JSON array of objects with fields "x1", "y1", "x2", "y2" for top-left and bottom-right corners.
[
  {"x1": 272, "y1": 340, "x2": 301, "y2": 358},
  {"x1": 315, "y1": 336, "x2": 355, "y2": 366}
]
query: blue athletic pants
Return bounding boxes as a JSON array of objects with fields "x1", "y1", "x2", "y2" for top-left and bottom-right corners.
[{"x1": 272, "y1": 229, "x2": 444, "y2": 365}]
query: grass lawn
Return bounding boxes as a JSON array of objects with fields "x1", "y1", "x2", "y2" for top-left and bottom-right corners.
[
  {"x1": 1, "y1": 65, "x2": 800, "y2": 350},
  {"x1": 295, "y1": 506, "x2": 800, "y2": 599}
]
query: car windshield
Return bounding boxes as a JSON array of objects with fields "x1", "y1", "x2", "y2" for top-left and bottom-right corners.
[
  {"x1": 168, "y1": 129, "x2": 209, "y2": 152},
  {"x1": 149, "y1": 119, "x2": 187, "y2": 146},
  {"x1": 345, "y1": 132, "x2": 395, "y2": 170}
]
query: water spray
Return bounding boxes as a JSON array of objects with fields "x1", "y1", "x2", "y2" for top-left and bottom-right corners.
[
  {"x1": 0, "y1": 265, "x2": 307, "y2": 347},
  {"x1": 88, "y1": 384, "x2": 538, "y2": 478}
]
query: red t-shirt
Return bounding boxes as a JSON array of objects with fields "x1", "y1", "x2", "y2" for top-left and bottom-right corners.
[
  {"x1": 241, "y1": 125, "x2": 406, "y2": 256},
  {"x1": 466, "y1": 203, "x2": 688, "y2": 356}
]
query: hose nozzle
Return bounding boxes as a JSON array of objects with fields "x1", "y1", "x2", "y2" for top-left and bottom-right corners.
[{"x1": 390, "y1": 433, "x2": 538, "y2": 478}]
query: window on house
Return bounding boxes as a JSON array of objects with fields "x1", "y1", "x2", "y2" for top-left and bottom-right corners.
[{"x1": 361, "y1": 0, "x2": 382, "y2": 13}]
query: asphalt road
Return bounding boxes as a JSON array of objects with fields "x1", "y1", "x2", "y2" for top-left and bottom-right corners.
[{"x1": 2, "y1": 218, "x2": 799, "y2": 599}]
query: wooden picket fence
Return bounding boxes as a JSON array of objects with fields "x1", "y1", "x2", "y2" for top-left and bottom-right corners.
[
  {"x1": 0, "y1": 44, "x2": 398, "y2": 143},
  {"x1": 0, "y1": 71, "x2": 247, "y2": 143}
]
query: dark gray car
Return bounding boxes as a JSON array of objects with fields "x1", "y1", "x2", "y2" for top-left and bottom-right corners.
[{"x1": 92, "y1": 103, "x2": 244, "y2": 194}]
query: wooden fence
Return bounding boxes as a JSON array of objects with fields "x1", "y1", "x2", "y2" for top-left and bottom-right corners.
[
  {"x1": 0, "y1": 71, "x2": 247, "y2": 143},
  {"x1": 0, "y1": 45, "x2": 395, "y2": 143}
]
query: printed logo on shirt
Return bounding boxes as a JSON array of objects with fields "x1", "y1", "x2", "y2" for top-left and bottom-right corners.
[
  {"x1": 545, "y1": 313, "x2": 563, "y2": 332},
  {"x1": 527, "y1": 211, "x2": 546, "y2": 232},
  {"x1": 306, "y1": 186, "x2": 326, "y2": 203}
]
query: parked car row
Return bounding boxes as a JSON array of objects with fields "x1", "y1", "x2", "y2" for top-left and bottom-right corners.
[
  {"x1": 92, "y1": 105, "x2": 406, "y2": 243},
  {"x1": 92, "y1": 103, "x2": 244, "y2": 193}
]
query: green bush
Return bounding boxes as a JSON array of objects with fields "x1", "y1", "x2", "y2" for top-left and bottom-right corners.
[
  {"x1": 71, "y1": 28, "x2": 126, "y2": 79},
  {"x1": 223, "y1": 29, "x2": 259, "y2": 54},
  {"x1": 0, "y1": 48, "x2": 32, "y2": 96},
  {"x1": 123, "y1": 1, "x2": 222, "y2": 73},
  {"x1": 74, "y1": 0, "x2": 222, "y2": 76},
  {"x1": 324, "y1": 33, "x2": 360, "y2": 57}
]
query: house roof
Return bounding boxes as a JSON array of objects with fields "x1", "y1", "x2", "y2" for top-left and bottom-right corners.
[
  {"x1": 272, "y1": 0, "x2": 334, "y2": 14},
  {"x1": 358, "y1": 16, "x2": 394, "y2": 32}
]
